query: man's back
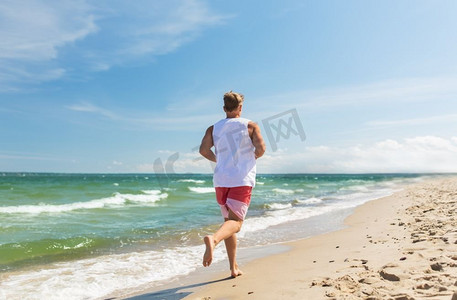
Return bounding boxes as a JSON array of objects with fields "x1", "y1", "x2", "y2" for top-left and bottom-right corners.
[{"x1": 212, "y1": 117, "x2": 256, "y2": 188}]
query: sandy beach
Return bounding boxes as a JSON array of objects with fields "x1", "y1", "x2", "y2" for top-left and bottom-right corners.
[{"x1": 128, "y1": 176, "x2": 457, "y2": 300}]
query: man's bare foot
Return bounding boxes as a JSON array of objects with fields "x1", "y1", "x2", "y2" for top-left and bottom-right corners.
[
  {"x1": 203, "y1": 235, "x2": 214, "y2": 267},
  {"x1": 231, "y1": 265, "x2": 243, "y2": 278}
]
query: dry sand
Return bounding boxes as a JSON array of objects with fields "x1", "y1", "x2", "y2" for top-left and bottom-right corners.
[{"x1": 128, "y1": 177, "x2": 457, "y2": 300}]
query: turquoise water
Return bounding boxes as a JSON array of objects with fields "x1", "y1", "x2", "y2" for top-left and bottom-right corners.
[{"x1": 0, "y1": 173, "x2": 428, "y2": 299}]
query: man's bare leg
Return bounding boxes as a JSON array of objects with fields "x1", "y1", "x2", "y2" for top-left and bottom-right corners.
[
  {"x1": 203, "y1": 209, "x2": 243, "y2": 270},
  {"x1": 203, "y1": 235, "x2": 214, "y2": 267},
  {"x1": 224, "y1": 233, "x2": 243, "y2": 277}
]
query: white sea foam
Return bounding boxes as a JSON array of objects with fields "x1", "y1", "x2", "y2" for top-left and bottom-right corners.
[
  {"x1": 344, "y1": 179, "x2": 368, "y2": 184},
  {"x1": 340, "y1": 185, "x2": 372, "y2": 192},
  {"x1": 61, "y1": 239, "x2": 93, "y2": 250},
  {"x1": 178, "y1": 179, "x2": 205, "y2": 184},
  {"x1": 272, "y1": 188, "x2": 294, "y2": 194},
  {"x1": 188, "y1": 187, "x2": 214, "y2": 193},
  {"x1": 272, "y1": 188, "x2": 303, "y2": 194},
  {"x1": 0, "y1": 244, "x2": 226, "y2": 300},
  {"x1": 0, "y1": 190, "x2": 167, "y2": 214},
  {"x1": 265, "y1": 203, "x2": 293, "y2": 210},
  {"x1": 142, "y1": 190, "x2": 162, "y2": 195},
  {"x1": 256, "y1": 181, "x2": 265, "y2": 185},
  {"x1": 241, "y1": 206, "x2": 333, "y2": 235},
  {"x1": 240, "y1": 188, "x2": 394, "y2": 237},
  {"x1": 332, "y1": 189, "x2": 393, "y2": 205},
  {"x1": 303, "y1": 184, "x2": 319, "y2": 189},
  {"x1": 297, "y1": 197, "x2": 323, "y2": 205}
]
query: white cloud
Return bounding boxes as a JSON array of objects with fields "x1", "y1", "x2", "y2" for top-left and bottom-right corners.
[
  {"x1": 254, "y1": 77, "x2": 457, "y2": 111},
  {"x1": 66, "y1": 101, "x2": 220, "y2": 130},
  {"x1": 404, "y1": 136, "x2": 457, "y2": 152},
  {"x1": 366, "y1": 113, "x2": 457, "y2": 128},
  {"x1": 0, "y1": 0, "x2": 228, "y2": 90},
  {"x1": 0, "y1": 0, "x2": 96, "y2": 61},
  {"x1": 0, "y1": 0, "x2": 97, "y2": 89},
  {"x1": 269, "y1": 136, "x2": 457, "y2": 173},
  {"x1": 120, "y1": 0, "x2": 228, "y2": 57},
  {"x1": 156, "y1": 135, "x2": 457, "y2": 174},
  {"x1": 66, "y1": 102, "x2": 117, "y2": 119}
]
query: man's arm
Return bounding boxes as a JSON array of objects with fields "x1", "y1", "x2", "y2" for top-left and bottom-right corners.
[
  {"x1": 199, "y1": 126, "x2": 216, "y2": 163},
  {"x1": 248, "y1": 122, "x2": 266, "y2": 159}
]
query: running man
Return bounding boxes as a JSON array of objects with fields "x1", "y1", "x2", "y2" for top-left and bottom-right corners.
[{"x1": 199, "y1": 91, "x2": 266, "y2": 278}]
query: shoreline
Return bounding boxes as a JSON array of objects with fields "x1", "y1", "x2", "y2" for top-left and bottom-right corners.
[
  {"x1": 126, "y1": 176, "x2": 457, "y2": 300},
  {"x1": 119, "y1": 208, "x2": 353, "y2": 300}
]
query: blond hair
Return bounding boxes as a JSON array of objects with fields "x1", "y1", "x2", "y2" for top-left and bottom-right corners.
[{"x1": 223, "y1": 91, "x2": 244, "y2": 112}]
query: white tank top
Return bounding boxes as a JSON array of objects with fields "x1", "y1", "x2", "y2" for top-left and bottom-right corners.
[{"x1": 212, "y1": 117, "x2": 256, "y2": 187}]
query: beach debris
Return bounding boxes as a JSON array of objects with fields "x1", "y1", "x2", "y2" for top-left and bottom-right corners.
[
  {"x1": 379, "y1": 269, "x2": 400, "y2": 281},
  {"x1": 334, "y1": 275, "x2": 358, "y2": 293},
  {"x1": 361, "y1": 259, "x2": 368, "y2": 265},
  {"x1": 329, "y1": 260, "x2": 335, "y2": 263},
  {"x1": 361, "y1": 286, "x2": 374, "y2": 296},
  {"x1": 312, "y1": 278, "x2": 333, "y2": 287},
  {"x1": 248, "y1": 291, "x2": 254, "y2": 295},
  {"x1": 400, "y1": 257, "x2": 407, "y2": 261},
  {"x1": 416, "y1": 282, "x2": 433, "y2": 289},
  {"x1": 412, "y1": 238, "x2": 426, "y2": 243},
  {"x1": 438, "y1": 285, "x2": 447, "y2": 292},
  {"x1": 359, "y1": 277, "x2": 378, "y2": 285},
  {"x1": 392, "y1": 294, "x2": 414, "y2": 300},
  {"x1": 325, "y1": 290, "x2": 335, "y2": 297},
  {"x1": 430, "y1": 262, "x2": 443, "y2": 271}
]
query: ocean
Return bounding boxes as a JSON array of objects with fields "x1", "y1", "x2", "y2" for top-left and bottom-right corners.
[{"x1": 0, "y1": 173, "x2": 429, "y2": 299}]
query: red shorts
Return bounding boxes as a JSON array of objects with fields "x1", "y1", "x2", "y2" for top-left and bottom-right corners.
[{"x1": 215, "y1": 186, "x2": 252, "y2": 220}]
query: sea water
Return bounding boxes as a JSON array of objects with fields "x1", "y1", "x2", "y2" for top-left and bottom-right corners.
[{"x1": 0, "y1": 173, "x2": 430, "y2": 299}]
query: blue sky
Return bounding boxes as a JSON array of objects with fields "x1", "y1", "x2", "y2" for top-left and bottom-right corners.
[{"x1": 1, "y1": 0, "x2": 457, "y2": 173}]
